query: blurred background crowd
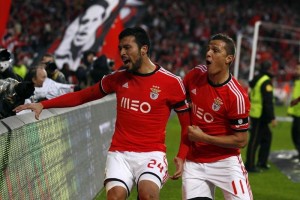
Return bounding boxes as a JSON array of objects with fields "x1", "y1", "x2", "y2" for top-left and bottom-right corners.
[{"x1": 1, "y1": 0, "x2": 300, "y2": 118}]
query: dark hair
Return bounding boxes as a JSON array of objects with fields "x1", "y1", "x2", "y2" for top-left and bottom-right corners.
[
  {"x1": 24, "y1": 63, "x2": 46, "y2": 82},
  {"x1": 119, "y1": 27, "x2": 151, "y2": 56},
  {"x1": 43, "y1": 53, "x2": 54, "y2": 59},
  {"x1": 210, "y1": 33, "x2": 236, "y2": 57},
  {"x1": 0, "y1": 49, "x2": 11, "y2": 61},
  {"x1": 260, "y1": 61, "x2": 272, "y2": 73}
]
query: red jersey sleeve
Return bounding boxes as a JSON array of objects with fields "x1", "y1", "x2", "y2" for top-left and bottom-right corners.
[
  {"x1": 100, "y1": 70, "x2": 123, "y2": 94},
  {"x1": 169, "y1": 76, "x2": 189, "y2": 112},
  {"x1": 227, "y1": 79, "x2": 250, "y2": 132},
  {"x1": 42, "y1": 82, "x2": 105, "y2": 108}
]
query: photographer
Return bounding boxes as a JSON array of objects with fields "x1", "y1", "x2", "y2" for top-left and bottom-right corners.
[{"x1": 0, "y1": 78, "x2": 34, "y2": 119}]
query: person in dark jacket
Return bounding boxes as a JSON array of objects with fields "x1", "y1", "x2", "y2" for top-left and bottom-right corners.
[
  {"x1": 0, "y1": 78, "x2": 34, "y2": 119},
  {"x1": 90, "y1": 55, "x2": 112, "y2": 84},
  {"x1": 287, "y1": 63, "x2": 300, "y2": 161},
  {"x1": 245, "y1": 61, "x2": 277, "y2": 172}
]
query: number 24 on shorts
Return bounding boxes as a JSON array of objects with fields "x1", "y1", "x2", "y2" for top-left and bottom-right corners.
[{"x1": 147, "y1": 159, "x2": 165, "y2": 173}]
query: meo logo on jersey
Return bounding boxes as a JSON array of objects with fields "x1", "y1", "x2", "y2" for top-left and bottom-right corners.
[
  {"x1": 192, "y1": 103, "x2": 214, "y2": 123},
  {"x1": 121, "y1": 97, "x2": 151, "y2": 113},
  {"x1": 150, "y1": 85, "x2": 161, "y2": 100}
]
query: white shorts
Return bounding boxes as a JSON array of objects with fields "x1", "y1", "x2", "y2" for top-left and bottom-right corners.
[
  {"x1": 104, "y1": 151, "x2": 168, "y2": 196},
  {"x1": 182, "y1": 155, "x2": 253, "y2": 200}
]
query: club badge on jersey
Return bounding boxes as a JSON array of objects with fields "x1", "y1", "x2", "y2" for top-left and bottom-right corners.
[
  {"x1": 150, "y1": 85, "x2": 161, "y2": 100},
  {"x1": 212, "y1": 97, "x2": 223, "y2": 111}
]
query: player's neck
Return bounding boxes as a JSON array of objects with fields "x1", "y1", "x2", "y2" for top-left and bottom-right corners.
[
  {"x1": 138, "y1": 58, "x2": 157, "y2": 74},
  {"x1": 208, "y1": 72, "x2": 230, "y2": 85}
]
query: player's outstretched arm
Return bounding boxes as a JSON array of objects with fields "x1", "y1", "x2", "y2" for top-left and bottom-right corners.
[
  {"x1": 14, "y1": 103, "x2": 43, "y2": 120},
  {"x1": 14, "y1": 82, "x2": 105, "y2": 120}
]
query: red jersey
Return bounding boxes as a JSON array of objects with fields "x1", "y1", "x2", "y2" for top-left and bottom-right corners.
[
  {"x1": 101, "y1": 65, "x2": 189, "y2": 153},
  {"x1": 183, "y1": 65, "x2": 250, "y2": 163}
]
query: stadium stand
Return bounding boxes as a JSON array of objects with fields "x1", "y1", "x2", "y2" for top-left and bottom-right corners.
[{"x1": 2, "y1": 0, "x2": 300, "y2": 83}]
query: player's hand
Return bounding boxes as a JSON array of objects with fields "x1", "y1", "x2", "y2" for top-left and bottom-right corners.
[
  {"x1": 187, "y1": 125, "x2": 205, "y2": 142},
  {"x1": 169, "y1": 157, "x2": 184, "y2": 180},
  {"x1": 13, "y1": 103, "x2": 44, "y2": 120},
  {"x1": 271, "y1": 119, "x2": 277, "y2": 128}
]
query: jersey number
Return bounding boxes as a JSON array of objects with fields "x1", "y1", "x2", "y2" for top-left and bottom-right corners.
[{"x1": 147, "y1": 159, "x2": 164, "y2": 173}]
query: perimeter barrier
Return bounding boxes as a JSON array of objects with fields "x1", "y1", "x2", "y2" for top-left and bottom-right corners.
[{"x1": 0, "y1": 94, "x2": 116, "y2": 200}]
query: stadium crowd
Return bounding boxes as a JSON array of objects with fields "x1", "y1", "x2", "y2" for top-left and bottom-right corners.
[
  {"x1": 2, "y1": 0, "x2": 300, "y2": 80},
  {"x1": 1, "y1": 0, "x2": 300, "y2": 117},
  {"x1": 140, "y1": 0, "x2": 300, "y2": 82}
]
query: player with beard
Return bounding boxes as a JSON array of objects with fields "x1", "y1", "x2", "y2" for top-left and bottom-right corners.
[
  {"x1": 182, "y1": 33, "x2": 253, "y2": 200},
  {"x1": 14, "y1": 27, "x2": 190, "y2": 200}
]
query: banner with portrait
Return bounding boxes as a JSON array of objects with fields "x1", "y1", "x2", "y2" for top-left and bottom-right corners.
[{"x1": 51, "y1": 0, "x2": 126, "y2": 71}]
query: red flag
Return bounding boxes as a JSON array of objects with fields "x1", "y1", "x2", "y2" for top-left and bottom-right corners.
[
  {"x1": 100, "y1": 16, "x2": 124, "y2": 70},
  {"x1": 0, "y1": 0, "x2": 11, "y2": 41}
]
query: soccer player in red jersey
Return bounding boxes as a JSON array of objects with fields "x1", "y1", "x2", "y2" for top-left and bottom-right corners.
[
  {"x1": 14, "y1": 27, "x2": 190, "y2": 199},
  {"x1": 182, "y1": 34, "x2": 253, "y2": 200}
]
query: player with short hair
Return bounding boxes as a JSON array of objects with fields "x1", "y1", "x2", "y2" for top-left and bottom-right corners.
[
  {"x1": 182, "y1": 33, "x2": 253, "y2": 200},
  {"x1": 14, "y1": 27, "x2": 190, "y2": 200}
]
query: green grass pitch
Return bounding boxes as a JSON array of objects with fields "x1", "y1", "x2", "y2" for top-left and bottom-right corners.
[{"x1": 95, "y1": 105, "x2": 300, "y2": 199}]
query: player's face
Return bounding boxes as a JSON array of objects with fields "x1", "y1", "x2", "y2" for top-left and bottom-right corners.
[
  {"x1": 206, "y1": 40, "x2": 232, "y2": 76},
  {"x1": 119, "y1": 36, "x2": 143, "y2": 72}
]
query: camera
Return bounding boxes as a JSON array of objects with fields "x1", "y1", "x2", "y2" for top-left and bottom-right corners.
[{"x1": 107, "y1": 58, "x2": 115, "y2": 68}]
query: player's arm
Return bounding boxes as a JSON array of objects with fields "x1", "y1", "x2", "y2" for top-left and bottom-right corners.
[
  {"x1": 170, "y1": 98, "x2": 191, "y2": 180},
  {"x1": 14, "y1": 82, "x2": 105, "y2": 120},
  {"x1": 187, "y1": 125, "x2": 248, "y2": 148}
]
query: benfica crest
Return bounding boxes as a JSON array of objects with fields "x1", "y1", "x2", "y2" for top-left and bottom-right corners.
[
  {"x1": 212, "y1": 97, "x2": 223, "y2": 111},
  {"x1": 150, "y1": 86, "x2": 161, "y2": 100}
]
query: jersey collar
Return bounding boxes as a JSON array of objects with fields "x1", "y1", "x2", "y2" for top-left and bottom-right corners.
[
  {"x1": 208, "y1": 74, "x2": 232, "y2": 87},
  {"x1": 130, "y1": 64, "x2": 160, "y2": 76}
]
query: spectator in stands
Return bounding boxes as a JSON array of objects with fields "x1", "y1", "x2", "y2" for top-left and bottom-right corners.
[
  {"x1": 14, "y1": 27, "x2": 190, "y2": 200},
  {"x1": 41, "y1": 53, "x2": 67, "y2": 84},
  {"x1": 90, "y1": 54, "x2": 112, "y2": 84},
  {"x1": 24, "y1": 64, "x2": 77, "y2": 102},
  {"x1": 287, "y1": 63, "x2": 300, "y2": 161},
  {"x1": 61, "y1": 62, "x2": 78, "y2": 84},
  {"x1": 12, "y1": 56, "x2": 28, "y2": 79},
  {"x1": 75, "y1": 51, "x2": 96, "y2": 88},
  {"x1": 0, "y1": 48, "x2": 22, "y2": 81},
  {"x1": 245, "y1": 61, "x2": 277, "y2": 172},
  {"x1": 25, "y1": 64, "x2": 47, "y2": 87},
  {"x1": 0, "y1": 77, "x2": 34, "y2": 119}
]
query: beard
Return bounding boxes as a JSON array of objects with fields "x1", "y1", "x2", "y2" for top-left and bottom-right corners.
[{"x1": 127, "y1": 54, "x2": 143, "y2": 73}]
